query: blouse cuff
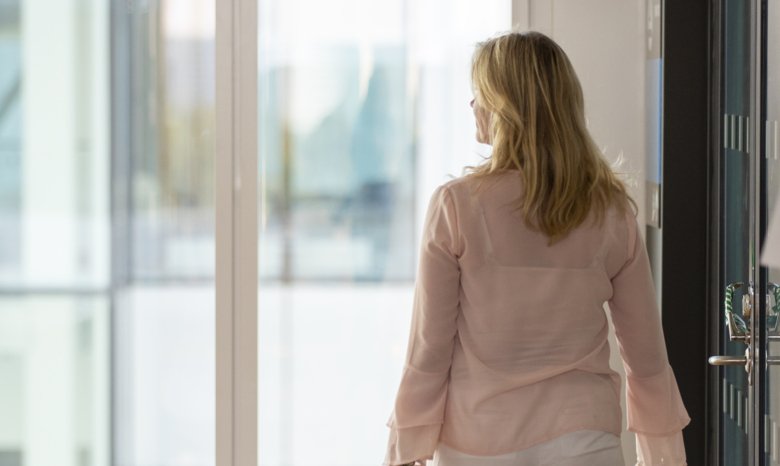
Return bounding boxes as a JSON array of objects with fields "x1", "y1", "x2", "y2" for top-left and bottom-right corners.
[
  {"x1": 626, "y1": 364, "x2": 691, "y2": 434},
  {"x1": 383, "y1": 424, "x2": 440, "y2": 466},
  {"x1": 635, "y1": 431, "x2": 687, "y2": 466}
]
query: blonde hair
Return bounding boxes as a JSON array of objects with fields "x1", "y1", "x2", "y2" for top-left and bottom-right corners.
[{"x1": 469, "y1": 31, "x2": 635, "y2": 242}]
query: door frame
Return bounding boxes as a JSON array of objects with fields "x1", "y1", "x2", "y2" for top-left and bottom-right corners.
[
  {"x1": 707, "y1": 0, "x2": 725, "y2": 462},
  {"x1": 660, "y1": 0, "x2": 713, "y2": 464},
  {"x1": 663, "y1": 0, "x2": 773, "y2": 464}
]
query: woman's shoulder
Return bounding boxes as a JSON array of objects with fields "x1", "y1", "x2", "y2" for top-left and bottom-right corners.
[
  {"x1": 428, "y1": 176, "x2": 471, "y2": 207},
  {"x1": 438, "y1": 170, "x2": 521, "y2": 198},
  {"x1": 438, "y1": 174, "x2": 473, "y2": 191}
]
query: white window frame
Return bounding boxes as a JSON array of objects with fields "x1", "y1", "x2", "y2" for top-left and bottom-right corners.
[{"x1": 216, "y1": 0, "x2": 258, "y2": 464}]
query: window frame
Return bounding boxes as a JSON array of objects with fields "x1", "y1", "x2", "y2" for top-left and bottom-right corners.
[{"x1": 215, "y1": 0, "x2": 258, "y2": 464}]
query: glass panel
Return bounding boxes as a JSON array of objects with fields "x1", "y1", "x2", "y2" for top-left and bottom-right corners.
[
  {"x1": 0, "y1": 0, "x2": 21, "y2": 281},
  {"x1": 0, "y1": 0, "x2": 111, "y2": 464},
  {"x1": 762, "y1": 1, "x2": 780, "y2": 463},
  {"x1": 127, "y1": 0, "x2": 216, "y2": 281},
  {"x1": 0, "y1": 0, "x2": 109, "y2": 289},
  {"x1": 0, "y1": 0, "x2": 216, "y2": 465},
  {"x1": 257, "y1": 0, "x2": 509, "y2": 464},
  {"x1": 719, "y1": 0, "x2": 753, "y2": 464},
  {"x1": 113, "y1": 286, "x2": 215, "y2": 465},
  {"x1": 113, "y1": 1, "x2": 216, "y2": 464},
  {"x1": 0, "y1": 295, "x2": 109, "y2": 466}
]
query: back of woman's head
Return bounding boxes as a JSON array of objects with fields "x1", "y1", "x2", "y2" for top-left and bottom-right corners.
[{"x1": 470, "y1": 31, "x2": 634, "y2": 243}]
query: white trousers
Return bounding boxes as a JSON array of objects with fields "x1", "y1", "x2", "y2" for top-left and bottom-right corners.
[{"x1": 432, "y1": 430, "x2": 624, "y2": 466}]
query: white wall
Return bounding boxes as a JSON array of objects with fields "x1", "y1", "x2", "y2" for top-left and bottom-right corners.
[
  {"x1": 516, "y1": 0, "x2": 647, "y2": 223},
  {"x1": 514, "y1": 2, "x2": 648, "y2": 464}
]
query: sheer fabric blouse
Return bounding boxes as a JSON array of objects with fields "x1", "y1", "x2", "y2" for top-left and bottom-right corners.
[{"x1": 384, "y1": 173, "x2": 690, "y2": 465}]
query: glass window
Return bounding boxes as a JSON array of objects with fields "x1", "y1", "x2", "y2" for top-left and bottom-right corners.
[
  {"x1": 127, "y1": 0, "x2": 216, "y2": 282},
  {"x1": 0, "y1": 1, "x2": 216, "y2": 465},
  {"x1": 0, "y1": 0, "x2": 111, "y2": 464},
  {"x1": 113, "y1": 1, "x2": 216, "y2": 464},
  {"x1": 257, "y1": 1, "x2": 509, "y2": 464},
  {"x1": 0, "y1": 0, "x2": 21, "y2": 278}
]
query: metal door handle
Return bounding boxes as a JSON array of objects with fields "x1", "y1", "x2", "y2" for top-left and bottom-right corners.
[
  {"x1": 708, "y1": 355, "x2": 746, "y2": 365},
  {"x1": 708, "y1": 346, "x2": 753, "y2": 385},
  {"x1": 709, "y1": 354, "x2": 780, "y2": 365}
]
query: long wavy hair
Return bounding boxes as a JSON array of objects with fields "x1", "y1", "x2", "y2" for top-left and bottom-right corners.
[{"x1": 469, "y1": 31, "x2": 635, "y2": 242}]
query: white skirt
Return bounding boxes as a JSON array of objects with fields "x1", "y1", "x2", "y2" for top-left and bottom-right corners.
[{"x1": 433, "y1": 430, "x2": 624, "y2": 466}]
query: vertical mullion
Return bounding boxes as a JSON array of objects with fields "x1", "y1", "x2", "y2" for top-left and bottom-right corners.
[{"x1": 216, "y1": 0, "x2": 258, "y2": 465}]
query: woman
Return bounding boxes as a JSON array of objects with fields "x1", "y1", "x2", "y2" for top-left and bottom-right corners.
[{"x1": 383, "y1": 31, "x2": 690, "y2": 466}]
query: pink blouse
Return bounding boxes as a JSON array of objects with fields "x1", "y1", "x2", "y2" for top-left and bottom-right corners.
[{"x1": 384, "y1": 173, "x2": 690, "y2": 465}]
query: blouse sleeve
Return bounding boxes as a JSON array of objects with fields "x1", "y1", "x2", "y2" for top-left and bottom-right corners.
[
  {"x1": 384, "y1": 185, "x2": 461, "y2": 466},
  {"x1": 607, "y1": 214, "x2": 691, "y2": 466}
]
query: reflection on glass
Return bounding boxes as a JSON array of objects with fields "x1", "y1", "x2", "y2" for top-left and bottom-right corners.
[
  {"x1": 257, "y1": 0, "x2": 510, "y2": 464},
  {"x1": 129, "y1": 0, "x2": 216, "y2": 281},
  {"x1": 259, "y1": 47, "x2": 414, "y2": 281}
]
